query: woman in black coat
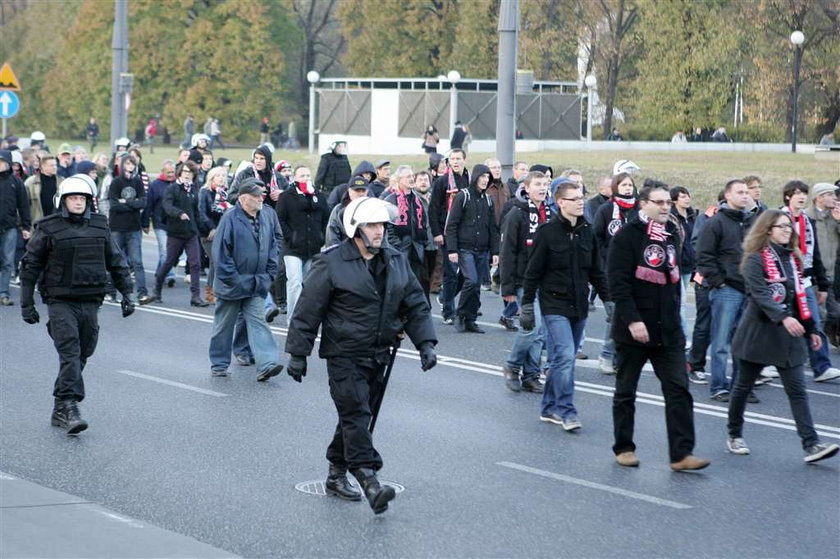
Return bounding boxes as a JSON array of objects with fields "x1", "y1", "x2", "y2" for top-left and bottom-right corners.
[{"x1": 728, "y1": 210, "x2": 838, "y2": 463}]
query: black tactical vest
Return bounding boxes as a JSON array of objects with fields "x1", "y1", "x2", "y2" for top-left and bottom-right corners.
[{"x1": 39, "y1": 214, "x2": 110, "y2": 299}]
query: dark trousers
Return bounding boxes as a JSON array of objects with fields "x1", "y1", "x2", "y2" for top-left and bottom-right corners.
[
  {"x1": 613, "y1": 342, "x2": 696, "y2": 462},
  {"x1": 420, "y1": 250, "x2": 437, "y2": 301},
  {"x1": 440, "y1": 257, "x2": 463, "y2": 319},
  {"x1": 271, "y1": 256, "x2": 287, "y2": 306},
  {"x1": 155, "y1": 235, "x2": 200, "y2": 297},
  {"x1": 47, "y1": 301, "x2": 100, "y2": 402},
  {"x1": 325, "y1": 357, "x2": 386, "y2": 471},
  {"x1": 688, "y1": 283, "x2": 711, "y2": 370},
  {"x1": 729, "y1": 360, "x2": 818, "y2": 449},
  {"x1": 456, "y1": 249, "x2": 488, "y2": 320}
]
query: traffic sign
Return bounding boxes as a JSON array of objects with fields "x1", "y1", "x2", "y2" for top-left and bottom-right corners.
[
  {"x1": 0, "y1": 91, "x2": 20, "y2": 118},
  {"x1": 0, "y1": 62, "x2": 21, "y2": 91}
]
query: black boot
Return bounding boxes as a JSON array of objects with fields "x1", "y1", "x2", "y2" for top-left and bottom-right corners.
[
  {"x1": 464, "y1": 320, "x2": 485, "y2": 334},
  {"x1": 51, "y1": 399, "x2": 88, "y2": 435},
  {"x1": 351, "y1": 468, "x2": 395, "y2": 514},
  {"x1": 325, "y1": 464, "x2": 362, "y2": 501}
]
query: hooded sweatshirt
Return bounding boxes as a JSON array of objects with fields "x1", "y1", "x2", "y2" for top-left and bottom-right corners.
[{"x1": 444, "y1": 164, "x2": 499, "y2": 255}]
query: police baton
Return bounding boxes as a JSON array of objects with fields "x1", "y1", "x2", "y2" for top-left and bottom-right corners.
[{"x1": 368, "y1": 336, "x2": 402, "y2": 435}]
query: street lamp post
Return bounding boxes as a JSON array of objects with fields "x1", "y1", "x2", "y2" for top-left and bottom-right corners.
[
  {"x1": 307, "y1": 70, "x2": 320, "y2": 155},
  {"x1": 447, "y1": 70, "x2": 461, "y2": 146},
  {"x1": 584, "y1": 74, "x2": 597, "y2": 144},
  {"x1": 790, "y1": 30, "x2": 804, "y2": 153}
]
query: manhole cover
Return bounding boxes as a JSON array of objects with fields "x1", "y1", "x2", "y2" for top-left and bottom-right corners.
[{"x1": 295, "y1": 479, "x2": 405, "y2": 496}]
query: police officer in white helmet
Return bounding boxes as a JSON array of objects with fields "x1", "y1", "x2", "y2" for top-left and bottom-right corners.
[
  {"x1": 285, "y1": 196, "x2": 438, "y2": 514},
  {"x1": 19, "y1": 174, "x2": 135, "y2": 435}
]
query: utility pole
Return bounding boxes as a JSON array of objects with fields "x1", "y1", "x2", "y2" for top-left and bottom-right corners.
[
  {"x1": 495, "y1": 0, "x2": 519, "y2": 182},
  {"x1": 110, "y1": 0, "x2": 129, "y2": 148}
]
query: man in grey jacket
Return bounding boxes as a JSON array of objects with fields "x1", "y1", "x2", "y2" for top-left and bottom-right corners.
[{"x1": 208, "y1": 178, "x2": 284, "y2": 381}]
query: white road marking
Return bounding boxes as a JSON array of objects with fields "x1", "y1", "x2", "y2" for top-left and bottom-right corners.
[
  {"x1": 497, "y1": 461, "x2": 693, "y2": 510},
  {"x1": 108, "y1": 305, "x2": 840, "y2": 437},
  {"x1": 115, "y1": 370, "x2": 228, "y2": 397}
]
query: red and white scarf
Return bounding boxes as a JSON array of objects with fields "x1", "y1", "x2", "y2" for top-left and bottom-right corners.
[
  {"x1": 608, "y1": 196, "x2": 635, "y2": 237},
  {"x1": 635, "y1": 214, "x2": 680, "y2": 285},
  {"x1": 761, "y1": 246, "x2": 811, "y2": 320},
  {"x1": 782, "y1": 207, "x2": 814, "y2": 269},
  {"x1": 393, "y1": 189, "x2": 424, "y2": 228}
]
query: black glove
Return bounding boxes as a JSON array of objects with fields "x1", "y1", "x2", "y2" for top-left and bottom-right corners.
[
  {"x1": 519, "y1": 303, "x2": 535, "y2": 331},
  {"x1": 21, "y1": 305, "x2": 40, "y2": 324},
  {"x1": 419, "y1": 343, "x2": 437, "y2": 371},
  {"x1": 287, "y1": 355, "x2": 307, "y2": 383},
  {"x1": 121, "y1": 297, "x2": 136, "y2": 318}
]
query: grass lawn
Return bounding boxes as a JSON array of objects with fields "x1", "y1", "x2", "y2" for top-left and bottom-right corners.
[{"x1": 58, "y1": 139, "x2": 839, "y2": 208}]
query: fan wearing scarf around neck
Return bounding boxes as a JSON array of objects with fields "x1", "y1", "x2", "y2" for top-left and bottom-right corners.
[
  {"x1": 728, "y1": 209, "x2": 839, "y2": 464},
  {"x1": 592, "y1": 171, "x2": 639, "y2": 374},
  {"x1": 382, "y1": 165, "x2": 432, "y2": 297},
  {"x1": 779, "y1": 179, "x2": 839, "y2": 384},
  {"x1": 607, "y1": 184, "x2": 710, "y2": 472}
]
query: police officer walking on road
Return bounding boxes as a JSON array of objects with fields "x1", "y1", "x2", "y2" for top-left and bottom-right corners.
[
  {"x1": 19, "y1": 174, "x2": 135, "y2": 435},
  {"x1": 285, "y1": 197, "x2": 438, "y2": 514}
]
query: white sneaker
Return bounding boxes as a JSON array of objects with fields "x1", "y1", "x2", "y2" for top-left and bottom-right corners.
[
  {"x1": 761, "y1": 366, "x2": 779, "y2": 378},
  {"x1": 598, "y1": 356, "x2": 616, "y2": 374},
  {"x1": 726, "y1": 437, "x2": 750, "y2": 455},
  {"x1": 814, "y1": 367, "x2": 840, "y2": 383}
]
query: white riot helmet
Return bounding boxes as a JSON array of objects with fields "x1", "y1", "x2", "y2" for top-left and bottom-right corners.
[
  {"x1": 30, "y1": 131, "x2": 46, "y2": 142},
  {"x1": 191, "y1": 133, "x2": 210, "y2": 148},
  {"x1": 613, "y1": 159, "x2": 640, "y2": 176},
  {"x1": 53, "y1": 173, "x2": 98, "y2": 210},
  {"x1": 342, "y1": 197, "x2": 397, "y2": 254},
  {"x1": 114, "y1": 137, "x2": 131, "y2": 149}
]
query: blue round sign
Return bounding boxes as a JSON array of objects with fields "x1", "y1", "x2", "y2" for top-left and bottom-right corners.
[{"x1": 0, "y1": 91, "x2": 20, "y2": 118}]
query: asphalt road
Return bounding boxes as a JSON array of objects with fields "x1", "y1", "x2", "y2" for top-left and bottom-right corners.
[{"x1": 1, "y1": 242, "x2": 838, "y2": 558}]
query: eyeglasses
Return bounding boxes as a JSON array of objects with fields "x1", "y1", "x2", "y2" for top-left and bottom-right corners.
[
  {"x1": 646, "y1": 199, "x2": 673, "y2": 207},
  {"x1": 561, "y1": 197, "x2": 585, "y2": 202},
  {"x1": 772, "y1": 224, "x2": 793, "y2": 230}
]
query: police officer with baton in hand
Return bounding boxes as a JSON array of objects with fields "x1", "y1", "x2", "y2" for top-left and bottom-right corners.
[
  {"x1": 19, "y1": 174, "x2": 135, "y2": 435},
  {"x1": 285, "y1": 197, "x2": 438, "y2": 514}
]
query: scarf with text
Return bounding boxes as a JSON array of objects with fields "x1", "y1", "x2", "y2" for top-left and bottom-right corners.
[
  {"x1": 782, "y1": 207, "x2": 815, "y2": 269},
  {"x1": 607, "y1": 197, "x2": 635, "y2": 237},
  {"x1": 526, "y1": 199, "x2": 547, "y2": 247},
  {"x1": 211, "y1": 186, "x2": 231, "y2": 214},
  {"x1": 635, "y1": 213, "x2": 680, "y2": 285},
  {"x1": 761, "y1": 246, "x2": 811, "y2": 320}
]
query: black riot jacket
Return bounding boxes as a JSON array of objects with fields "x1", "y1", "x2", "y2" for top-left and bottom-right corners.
[
  {"x1": 285, "y1": 240, "x2": 437, "y2": 360},
  {"x1": 19, "y1": 211, "x2": 132, "y2": 303}
]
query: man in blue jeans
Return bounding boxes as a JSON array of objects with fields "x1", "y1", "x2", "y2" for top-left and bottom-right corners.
[
  {"x1": 208, "y1": 178, "x2": 283, "y2": 381},
  {"x1": 520, "y1": 182, "x2": 609, "y2": 431},
  {"x1": 0, "y1": 150, "x2": 32, "y2": 306},
  {"x1": 445, "y1": 164, "x2": 499, "y2": 333},
  {"x1": 696, "y1": 179, "x2": 755, "y2": 402},
  {"x1": 500, "y1": 170, "x2": 551, "y2": 392}
]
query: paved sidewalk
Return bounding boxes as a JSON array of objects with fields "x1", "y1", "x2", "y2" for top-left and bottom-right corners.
[{"x1": 0, "y1": 471, "x2": 237, "y2": 559}]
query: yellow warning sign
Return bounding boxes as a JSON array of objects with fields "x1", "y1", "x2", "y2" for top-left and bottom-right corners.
[{"x1": 0, "y1": 62, "x2": 21, "y2": 91}]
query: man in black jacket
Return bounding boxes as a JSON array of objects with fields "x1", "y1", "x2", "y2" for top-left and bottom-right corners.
[
  {"x1": 500, "y1": 170, "x2": 550, "y2": 392},
  {"x1": 0, "y1": 150, "x2": 31, "y2": 305},
  {"x1": 608, "y1": 184, "x2": 710, "y2": 471},
  {"x1": 696, "y1": 179, "x2": 754, "y2": 401},
  {"x1": 19, "y1": 174, "x2": 135, "y2": 435},
  {"x1": 285, "y1": 197, "x2": 437, "y2": 515},
  {"x1": 520, "y1": 182, "x2": 609, "y2": 427},
  {"x1": 429, "y1": 149, "x2": 469, "y2": 323},
  {"x1": 445, "y1": 164, "x2": 498, "y2": 333},
  {"x1": 109, "y1": 154, "x2": 148, "y2": 299},
  {"x1": 314, "y1": 140, "x2": 352, "y2": 197}
]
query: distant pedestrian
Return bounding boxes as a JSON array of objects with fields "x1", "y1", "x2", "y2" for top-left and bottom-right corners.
[
  {"x1": 182, "y1": 115, "x2": 195, "y2": 148},
  {"x1": 422, "y1": 125, "x2": 439, "y2": 154},
  {"x1": 259, "y1": 117, "x2": 270, "y2": 145},
  {"x1": 86, "y1": 117, "x2": 99, "y2": 151}
]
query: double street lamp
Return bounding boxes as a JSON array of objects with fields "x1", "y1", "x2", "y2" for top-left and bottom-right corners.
[{"x1": 790, "y1": 30, "x2": 804, "y2": 153}]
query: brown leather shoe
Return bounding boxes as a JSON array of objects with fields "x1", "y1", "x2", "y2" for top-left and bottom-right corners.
[
  {"x1": 615, "y1": 451, "x2": 640, "y2": 467},
  {"x1": 204, "y1": 285, "x2": 216, "y2": 304},
  {"x1": 670, "y1": 454, "x2": 710, "y2": 472}
]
